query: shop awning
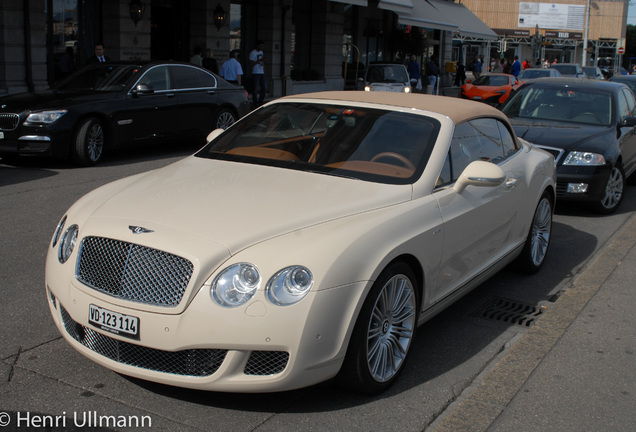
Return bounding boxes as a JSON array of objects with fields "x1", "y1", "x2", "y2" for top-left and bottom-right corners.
[
  {"x1": 329, "y1": 0, "x2": 368, "y2": 6},
  {"x1": 378, "y1": 0, "x2": 414, "y2": 15},
  {"x1": 396, "y1": 0, "x2": 498, "y2": 41}
]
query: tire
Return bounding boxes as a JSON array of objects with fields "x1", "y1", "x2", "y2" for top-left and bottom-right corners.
[
  {"x1": 72, "y1": 117, "x2": 105, "y2": 166},
  {"x1": 595, "y1": 163, "x2": 625, "y2": 214},
  {"x1": 214, "y1": 108, "x2": 237, "y2": 130},
  {"x1": 338, "y1": 262, "x2": 418, "y2": 394},
  {"x1": 515, "y1": 191, "x2": 553, "y2": 273}
]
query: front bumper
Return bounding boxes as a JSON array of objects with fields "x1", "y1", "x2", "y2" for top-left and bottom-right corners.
[
  {"x1": 46, "y1": 275, "x2": 368, "y2": 392},
  {"x1": 0, "y1": 125, "x2": 71, "y2": 158},
  {"x1": 555, "y1": 164, "x2": 612, "y2": 202}
]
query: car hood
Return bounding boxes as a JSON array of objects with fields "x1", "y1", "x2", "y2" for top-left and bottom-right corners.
[
  {"x1": 0, "y1": 89, "x2": 120, "y2": 113},
  {"x1": 509, "y1": 118, "x2": 612, "y2": 152},
  {"x1": 82, "y1": 156, "x2": 413, "y2": 256}
]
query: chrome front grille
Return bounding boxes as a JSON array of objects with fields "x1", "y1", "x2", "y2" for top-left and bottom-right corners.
[
  {"x1": 0, "y1": 113, "x2": 19, "y2": 130},
  {"x1": 60, "y1": 305, "x2": 226, "y2": 377},
  {"x1": 77, "y1": 236, "x2": 194, "y2": 307}
]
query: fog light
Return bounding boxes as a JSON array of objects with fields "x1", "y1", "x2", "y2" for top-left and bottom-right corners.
[{"x1": 567, "y1": 183, "x2": 589, "y2": 193}]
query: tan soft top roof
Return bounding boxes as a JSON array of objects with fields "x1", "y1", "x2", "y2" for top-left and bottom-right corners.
[{"x1": 279, "y1": 91, "x2": 508, "y2": 124}]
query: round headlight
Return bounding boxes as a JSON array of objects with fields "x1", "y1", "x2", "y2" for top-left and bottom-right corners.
[
  {"x1": 58, "y1": 224, "x2": 78, "y2": 263},
  {"x1": 267, "y1": 266, "x2": 314, "y2": 306},
  {"x1": 52, "y1": 215, "x2": 67, "y2": 247},
  {"x1": 211, "y1": 263, "x2": 261, "y2": 307}
]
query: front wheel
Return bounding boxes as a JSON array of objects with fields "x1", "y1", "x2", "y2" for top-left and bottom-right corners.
[
  {"x1": 514, "y1": 191, "x2": 553, "y2": 273},
  {"x1": 595, "y1": 163, "x2": 625, "y2": 214},
  {"x1": 72, "y1": 117, "x2": 105, "y2": 166},
  {"x1": 338, "y1": 262, "x2": 418, "y2": 394}
]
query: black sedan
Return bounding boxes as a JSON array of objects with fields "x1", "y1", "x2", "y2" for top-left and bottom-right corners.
[
  {"x1": 501, "y1": 78, "x2": 636, "y2": 214},
  {"x1": 609, "y1": 74, "x2": 636, "y2": 94},
  {"x1": 0, "y1": 62, "x2": 250, "y2": 165}
]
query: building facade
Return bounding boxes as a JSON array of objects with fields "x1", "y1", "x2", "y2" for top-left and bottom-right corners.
[
  {"x1": 2, "y1": 1, "x2": 627, "y2": 99},
  {"x1": 460, "y1": 0, "x2": 629, "y2": 70}
]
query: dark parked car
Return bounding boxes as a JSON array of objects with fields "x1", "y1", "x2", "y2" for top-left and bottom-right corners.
[
  {"x1": 582, "y1": 66, "x2": 604, "y2": 80},
  {"x1": 501, "y1": 78, "x2": 636, "y2": 214},
  {"x1": 517, "y1": 68, "x2": 562, "y2": 82},
  {"x1": 549, "y1": 63, "x2": 586, "y2": 78},
  {"x1": 609, "y1": 74, "x2": 636, "y2": 94},
  {"x1": 0, "y1": 62, "x2": 250, "y2": 165}
]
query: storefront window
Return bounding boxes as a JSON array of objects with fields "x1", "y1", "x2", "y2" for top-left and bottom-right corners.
[
  {"x1": 291, "y1": 0, "x2": 317, "y2": 81},
  {"x1": 230, "y1": 3, "x2": 242, "y2": 51},
  {"x1": 47, "y1": 0, "x2": 79, "y2": 83}
]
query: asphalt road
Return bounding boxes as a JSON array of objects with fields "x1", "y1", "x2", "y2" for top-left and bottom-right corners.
[{"x1": 1, "y1": 145, "x2": 635, "y2": 432}]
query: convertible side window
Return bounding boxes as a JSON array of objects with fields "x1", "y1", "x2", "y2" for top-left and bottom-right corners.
[
  {"x1": 437, "y1": 118, "x2": 516, "y2": 187},
  {"x1": 497, "y1": 120, "x2": 519, "y2": 158}
]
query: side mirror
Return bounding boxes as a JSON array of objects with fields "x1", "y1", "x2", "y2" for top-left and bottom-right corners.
[
  {"x1": 206, "y1": 128, "x2": 225, "y2": 143},
  {"x1": 621, "y1": 117, "x2": 636, "y2": 128},
  {"x1": 454, "y1": 160, "x2": 506, "y2": 193},
  {"x1": 132, "y1": 84, "x2": 154, "y2": 97}
]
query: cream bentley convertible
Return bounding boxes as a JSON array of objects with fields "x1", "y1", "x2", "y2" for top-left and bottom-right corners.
[{"x1": 45, "y1": 91, "x2": 556, "y2": 394}]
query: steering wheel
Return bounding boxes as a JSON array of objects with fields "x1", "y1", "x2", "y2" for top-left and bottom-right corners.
[{"x1": 370, "y1": 152, "x2": 416, "y2": 170}]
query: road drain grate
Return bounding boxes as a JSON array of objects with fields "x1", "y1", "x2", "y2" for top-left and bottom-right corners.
[{"x1": 472, "y1": 297, "x2": 546, "y2": 327}]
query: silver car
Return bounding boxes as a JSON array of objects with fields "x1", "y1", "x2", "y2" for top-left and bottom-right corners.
[{"x1": 362, "y1": 63, "x2": 411, "y2": 93}]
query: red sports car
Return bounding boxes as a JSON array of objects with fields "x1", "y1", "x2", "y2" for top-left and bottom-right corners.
[{"x1": 460, "y1": 73, "x2": 520, "y2": 105}]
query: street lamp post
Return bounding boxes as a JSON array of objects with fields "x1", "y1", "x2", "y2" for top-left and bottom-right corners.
[{"x1": 582, "y1": 0, "x2": 591, "y2": 66}]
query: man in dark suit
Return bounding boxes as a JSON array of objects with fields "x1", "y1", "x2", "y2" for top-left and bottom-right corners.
[{"x1": 86, "y1": 43, "x2": 110, "y2": 64}]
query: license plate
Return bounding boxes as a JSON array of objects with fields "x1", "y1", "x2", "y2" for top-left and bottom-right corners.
[
  {"x1": 88, "y1": 304, "x2": 139, "y2": 339},
  {"x1": 0, "y1": 132, "x2": 4, "y2": 139},
  {"x1": 472, "y1": 96, "x2": 482, "y2": 100}
]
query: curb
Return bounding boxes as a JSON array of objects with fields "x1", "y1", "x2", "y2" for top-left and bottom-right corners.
[{"x1": 429, "y1": 212, "x2": 636, "y2": 432}]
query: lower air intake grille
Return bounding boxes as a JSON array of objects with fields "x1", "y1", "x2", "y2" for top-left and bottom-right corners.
[
  {"x1": 244, "y1": 351, "x2": 289, "y2": 375},
  {"x1": 60, "y1": 305, "x2": 226, "y2": 377}
]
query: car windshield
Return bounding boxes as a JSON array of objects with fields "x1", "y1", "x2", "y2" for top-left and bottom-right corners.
[
  {"x1": 583, "y1": 68, "x2": 596, "y2": 77},
  {"x1": 196, "y1": 102, "x2": 441, "y2": 184},
  {"x1": 472, "y1": 75, "x2": 509, "y2": 86},
  {"x1": 502, "y1": 86, "x2": 612, "y2": 126},
  {"x1": 366, "y1": 65, "x2": 409, "y2": 83},
  {"x1": 54, "y1": 64, "x2": 141, "y2": 92}
]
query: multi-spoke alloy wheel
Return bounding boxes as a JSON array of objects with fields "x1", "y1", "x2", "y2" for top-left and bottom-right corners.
[
  {"x1": 515, "y1": 190, "x2": 553, "y2": 273},
  {"x1": 366, "y1": 273, "x2": 417, "y2": 383},
  {"x1": 339, "y1": 262, "x2": 418, "y2": 394},
  {"x1": 597, "y1": 164, "x2": 624, "y2": 214},
  {"x1": 215, "y1": 109, "x2": 237, "y2": 130},
  {"x1": 529, "y1": 196, "x2": 552, "y2": 267},
  {"x1": 73, "y1": 117, "x2": 105, "y2": 166}
]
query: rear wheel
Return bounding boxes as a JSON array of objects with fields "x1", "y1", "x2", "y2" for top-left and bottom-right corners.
[
  {"x1": 214, "y1": 108, "x2": 237, "y2": 130},
  {"x1": 515, "y1": 191, "x2": 553, "y2": 273},
  {"x1": 72, "y1": 117, "x2": 105, "y2": 166},
  {"x1": 338, "y1": 262, "x2": 418, "y2": 394},
  {"x1": 595, "y1": 163, "x2": 624, "y2": 214}
]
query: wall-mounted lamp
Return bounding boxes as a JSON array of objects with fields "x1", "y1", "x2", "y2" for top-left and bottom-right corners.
[
  {"x1": 129, "y1": 0, "x2": 145, "y2": 26},
  {"x1": 214, "y1": 3, "x2": 227, "y2": 30}
]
